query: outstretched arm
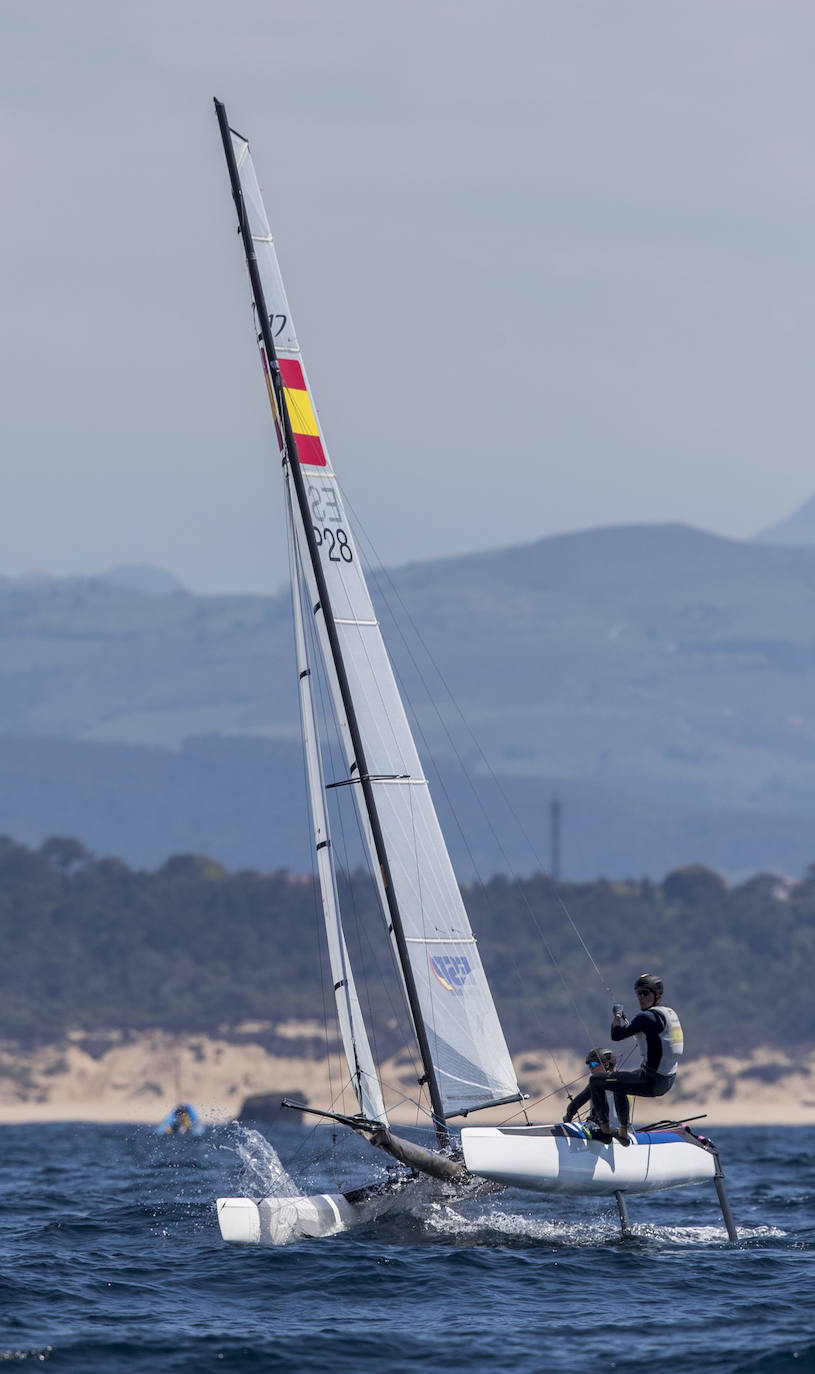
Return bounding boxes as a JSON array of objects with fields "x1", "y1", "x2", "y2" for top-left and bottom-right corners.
[{"x1": 563, "y1": 1084, "x2": 591, "y2": 1121}]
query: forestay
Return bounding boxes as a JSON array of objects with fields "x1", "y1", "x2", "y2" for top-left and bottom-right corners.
[
  {"x1": 286, "y1": 483, "x2": 387, "y2": 1125},
  {"x1": 230, "y1": 129, "x2": 520, "y2": 1119}
]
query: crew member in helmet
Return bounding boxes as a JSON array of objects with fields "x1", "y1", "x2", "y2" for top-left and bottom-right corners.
[
  {"x1": 563, "y1": 1048, "x2": 628, "y2": 1130},
  {"x1": 587, "y1": 973, "x2": 683, "y2": 1145}
]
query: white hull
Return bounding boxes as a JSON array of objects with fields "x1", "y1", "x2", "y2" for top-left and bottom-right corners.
[
  {"x1": 461, "y1": 1124, "x2": 716, "y2": 1196},
  {"x1": 217, "y1": 1172, "x2": 467, "y2": 1246},
  {"x1": 217, "y1": 1191, "x2": 384, "y2": 1245}
]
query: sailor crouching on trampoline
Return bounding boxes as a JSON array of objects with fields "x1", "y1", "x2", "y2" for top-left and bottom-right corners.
[
  {"x1": 563, "y1": 1048, "x2": 627, "y2": 1129},
  {"x1": 587, "y1": 973, "x2": 683, "y2": 1145}
]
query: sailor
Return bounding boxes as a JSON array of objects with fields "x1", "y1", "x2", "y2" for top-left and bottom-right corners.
[
  {"x1": 167, "y1": 1104, "x2": 193, "y2": 1134},
  {"x1": 563, "y1": 1048, "x2": 628, "y2": 1131},
  {"x1": 587, "y1": 973, "x2": 683, "y2": 1145}
]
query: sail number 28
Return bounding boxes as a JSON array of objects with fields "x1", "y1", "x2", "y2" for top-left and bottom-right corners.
[{"x1": 308, "y1": 484, "x2": 353, "y2": 564}]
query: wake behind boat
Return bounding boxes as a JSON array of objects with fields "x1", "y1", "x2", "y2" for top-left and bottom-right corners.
[{"x1": 211, "y1": 99, "x2": 737, "y2": 1246}]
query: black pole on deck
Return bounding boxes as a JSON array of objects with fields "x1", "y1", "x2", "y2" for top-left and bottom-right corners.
[{"x1": 213, "y1": 99, "x2": 449, "y2": 1146}]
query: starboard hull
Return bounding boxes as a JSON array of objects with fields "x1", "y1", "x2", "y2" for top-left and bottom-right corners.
[{"x1": 460, "y1": 1123, "x2": 717, "y2": 1196}]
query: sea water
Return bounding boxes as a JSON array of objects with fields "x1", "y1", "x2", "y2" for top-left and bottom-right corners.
[{"x1": 0, "y1": 1121, "x2": 812, "y2": 1372}]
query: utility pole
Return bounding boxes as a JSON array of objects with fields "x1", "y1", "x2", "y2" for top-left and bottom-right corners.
[{"x1": 550, "y1": 797, "x2": 562, "y2": 883}]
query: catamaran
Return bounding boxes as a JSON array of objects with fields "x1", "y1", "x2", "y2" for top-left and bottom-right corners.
[{"x1": 212, "y1": 100, "x2": 737, "y2": 1246}]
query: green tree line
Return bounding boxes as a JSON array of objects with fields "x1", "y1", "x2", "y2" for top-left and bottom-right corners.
[{"x1": 0, "y1": 835, "x2": 811, "y2": 1059}]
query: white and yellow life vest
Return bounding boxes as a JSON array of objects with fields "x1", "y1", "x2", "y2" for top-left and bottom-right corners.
[{"x1": 635, "y1": 1005, "x2": 683, "y2": 1078}]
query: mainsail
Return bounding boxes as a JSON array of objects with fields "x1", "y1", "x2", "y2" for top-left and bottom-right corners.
[{"x1": 216, "y1": 105, "x2": 521, "y2": 1122}]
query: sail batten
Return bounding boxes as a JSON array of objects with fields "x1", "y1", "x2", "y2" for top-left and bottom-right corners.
[
  {"x1": 405, "y1": 936, "x2": 477, "y2": 945},
  {"x1": 220, "y1": 114, "x2": 521, "y2": 1122}
]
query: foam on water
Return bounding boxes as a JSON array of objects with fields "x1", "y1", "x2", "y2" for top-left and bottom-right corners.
[
  {"x1": 419, "y1": 1201, "x2": 787, "y2": 1248},
  {"x1": 420, "y1": 1200, "x2": 620, "y2": 1245},
  {"x1": 0, "y1": 1350, "x2": 52, "y2": 1365}
]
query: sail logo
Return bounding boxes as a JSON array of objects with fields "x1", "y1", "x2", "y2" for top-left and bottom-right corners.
[{"x1": 430, "y1": 954, "x2": 472, "y2": 994}]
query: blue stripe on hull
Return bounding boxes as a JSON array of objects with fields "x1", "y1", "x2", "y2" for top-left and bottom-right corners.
[
  {"x1": 558, "y1": 1124, "x2": 689, "y2": 1146},
  {"x1": 631, "y1": 1131, "x2": 687, "y2": 1145}
]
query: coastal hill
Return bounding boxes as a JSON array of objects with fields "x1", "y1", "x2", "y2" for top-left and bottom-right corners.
[{"x1": 4, "y1": 522, "x2": 815, "y2": 876}]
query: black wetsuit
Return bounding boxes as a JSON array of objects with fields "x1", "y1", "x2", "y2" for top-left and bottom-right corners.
[
  {"x1": 564, "y1": 1080, "x2": 629, "y2": 1128},
  {"x1": 588, "y1": 1010, "x2": 676, "y2": 1128}
]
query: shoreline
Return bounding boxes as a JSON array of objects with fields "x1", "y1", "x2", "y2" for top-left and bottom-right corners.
[{"x1": 1, "y1": 1028, "x2": 813, "y2": 1127}]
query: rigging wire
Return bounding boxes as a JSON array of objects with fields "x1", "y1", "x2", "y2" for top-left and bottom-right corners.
[
  {"x1": 298, "y1": 527, "x2": 427, "y2": 1119},
  {"x1": 291, "y1": 489, "x2": 411, "y2": 1125},
  {"x1": 290, "y1": 511, "x2": 341, "y2": 1120},
  {"x1": 307, "y1": 523, "x2": 443, "y2": 1131},
  {"x1": 336, "y1": 532, "x2": 567, "y2": 1106},
  {"x1": 285, "y1": 459, "x2": 620, "y2": 1129},
  {"x1": 294, "y1": 481, "x2": 515, "y2": 1131},
  {"x1": 554, "y1": 892, "x2": 611, "y2": 995},
  {"x1": 303, "y1": 563, "x2": 384, "y2": 1106},
  {"x1": 340, "y1": 484, "x2": 607, "y2": 1075}
]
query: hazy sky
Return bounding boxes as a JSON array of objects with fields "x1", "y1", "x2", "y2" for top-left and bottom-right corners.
[{"x1": 3, "y1": 1, "x2": 815, "y2": 594}]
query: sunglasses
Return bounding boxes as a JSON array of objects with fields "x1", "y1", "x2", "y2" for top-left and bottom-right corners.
[
  {"x1": 588, "y1": 1060, "x2": 601, "y2": 1068},
  {"x1": 635, "y1": 989, "x2": 654, "y2": 997}
]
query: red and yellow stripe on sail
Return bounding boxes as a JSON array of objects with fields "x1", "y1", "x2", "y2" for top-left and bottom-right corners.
[
  {"x1": 258, "y1": 349, "x2": 326, "y2": 467},
  {"x1": 278, "y1": 358, "x2": 326, "y2": 466}
]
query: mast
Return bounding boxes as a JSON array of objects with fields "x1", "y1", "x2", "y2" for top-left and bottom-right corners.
[{"x1": 214, "y1": 99, "x2": 449, "y2": 1142}]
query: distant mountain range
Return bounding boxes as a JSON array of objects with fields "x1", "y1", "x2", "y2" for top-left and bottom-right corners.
[
  {"x1": 3, "y1": 522, "x2": 815, "y2": 879},
  {"x1": 754, "y1": 490, "x2": 815, "y2": 548},
  {"x1": 1, "y1": 733, "x2": 814, "y2": 882},
  {"x1": 2, "y1": 563, "x2": 187, "y2": 597}
]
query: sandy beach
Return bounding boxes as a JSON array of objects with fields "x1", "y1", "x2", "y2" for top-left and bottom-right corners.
[{"x1": 0, "y1": 1024, "x2": 812, "y2": 1128}]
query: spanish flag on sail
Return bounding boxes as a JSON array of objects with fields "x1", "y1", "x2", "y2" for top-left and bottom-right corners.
[{"x1": 278, "y1": 358, "x2": 326, "y2": 467}]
